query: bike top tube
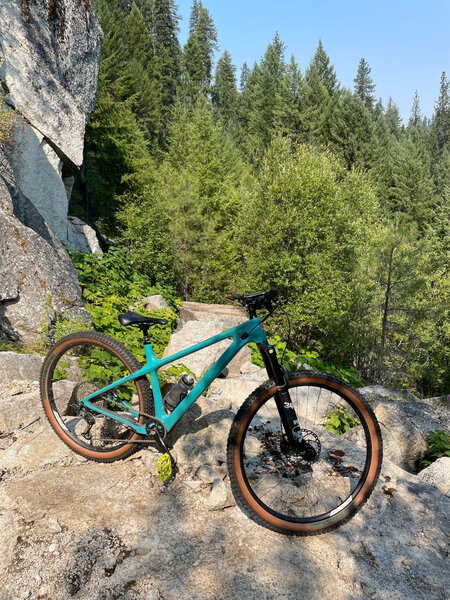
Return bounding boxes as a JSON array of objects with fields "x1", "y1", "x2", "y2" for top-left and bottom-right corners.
[{"x1": 81, "y1": 318, "x2": 269, "y2": 433}]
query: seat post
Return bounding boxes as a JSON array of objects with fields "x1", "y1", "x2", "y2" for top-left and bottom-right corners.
[{"x1": 139, "y1": 324, "x2": 151, "y2": 345}]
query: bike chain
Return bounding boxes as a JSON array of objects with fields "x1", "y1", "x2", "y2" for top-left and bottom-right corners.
[{"x1": 97, "y1": 412, "x2": 167, "y2": 445}]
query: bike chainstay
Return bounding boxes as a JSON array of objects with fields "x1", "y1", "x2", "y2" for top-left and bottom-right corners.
[{"x1": 86, "y1": 408, "x2": 167, "y2": 445}]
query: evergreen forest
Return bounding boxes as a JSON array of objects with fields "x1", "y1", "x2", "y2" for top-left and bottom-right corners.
[{"x1": 70, "y1": 0, "x2": 450, "y2": 397}]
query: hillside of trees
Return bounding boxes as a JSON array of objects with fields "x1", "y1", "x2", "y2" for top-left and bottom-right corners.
[{"x1": 70, "y1": 0, "x2": 450, "y2": 397}]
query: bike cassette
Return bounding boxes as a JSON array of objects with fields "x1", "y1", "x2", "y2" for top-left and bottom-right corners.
[{"x1": 157, "y1": 453, "x2": 173, "y2": 483}]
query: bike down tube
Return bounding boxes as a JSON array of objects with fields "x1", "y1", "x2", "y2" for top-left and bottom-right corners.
[{"x1": 81, "y1": 319, "x2": 268, "y2": 434}]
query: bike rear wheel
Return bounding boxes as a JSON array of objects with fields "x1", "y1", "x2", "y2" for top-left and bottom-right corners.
[
  {"x1": 40, "y1": 331, "x2": 153, "y2": 462},
  {"x1": 227, "y1": 371, "x2": 382, "y2": 535}
]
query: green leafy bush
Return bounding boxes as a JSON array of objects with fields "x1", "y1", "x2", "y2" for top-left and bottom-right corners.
[
  {"x1": 420, "y1": 430, "x2": 450, "y2": 470},
  {"x1": 322, "y1": 403, "x2": 360, "y2": 435},
  {"x1": 53, "y1": 360, "x2": 70, "y2": 382},
  {"x1": 69, "y1": 248, "x2": 178, "y2": 361},
  {"x1": 249, "y1": 335, "x2": 364, "y2": 386}
]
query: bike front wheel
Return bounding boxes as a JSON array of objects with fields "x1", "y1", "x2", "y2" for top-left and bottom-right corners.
[
  {"x1": 40, "y1": 331, "x2": 154, "y2": 462},
  {"x1": 227, "y1": 371, "x2": 382, "y2": 535}
]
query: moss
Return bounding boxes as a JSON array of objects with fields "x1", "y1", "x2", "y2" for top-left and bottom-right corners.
[
  {"x1": 0, "y1": 339, "x2": 45, "y2": 355},
  {"x1": 0, "y1": 102, "x2": 21, "y2": 148}
]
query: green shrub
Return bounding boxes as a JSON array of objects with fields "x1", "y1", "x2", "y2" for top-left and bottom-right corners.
[
  {"x1": 249, "y1": 335, "x2": 364, "y2": 387},
  {"x1": 322, "y1": 403, "x2": 360, "y2": 435},
  {"x1": 420, "y1": 430, "x2": 450, "y2": 470},
  {"x1": 69, "y1": 248, "x2": 179, "y2": 360}
]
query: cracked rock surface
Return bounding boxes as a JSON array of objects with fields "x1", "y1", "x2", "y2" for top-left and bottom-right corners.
[{"x1": 0, "y1": 374, "x2": 449, "y2": 600}]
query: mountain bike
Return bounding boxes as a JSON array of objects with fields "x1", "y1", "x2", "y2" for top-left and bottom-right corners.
[{"x1": 40, "y1": 289, "x2": 382, "y2": 536}]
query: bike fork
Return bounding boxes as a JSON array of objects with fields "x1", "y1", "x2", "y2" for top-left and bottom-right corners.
[{"x1": 257, "y1": 342, "x2": 306, "y2": 450}]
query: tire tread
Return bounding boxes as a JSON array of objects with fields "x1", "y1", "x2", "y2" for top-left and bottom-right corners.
[
  {"x1": 40, "y1": 331, "x2": 154, "y2": 463},
  {"x1": 227, "y1": 370, "x2": 382, "y2": 536}
]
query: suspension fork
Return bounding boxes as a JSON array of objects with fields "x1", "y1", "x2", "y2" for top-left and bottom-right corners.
[{"x1": 257, "y1": 342, "x2": 304, "y2": 448}]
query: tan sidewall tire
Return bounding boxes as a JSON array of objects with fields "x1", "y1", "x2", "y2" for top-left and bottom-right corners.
[
  {"x1": 40, "y1": 332, "x2": 153, "y2": 463},
  {"x1": 227, "y1": 371, "x2": 382, "y2": 535}
]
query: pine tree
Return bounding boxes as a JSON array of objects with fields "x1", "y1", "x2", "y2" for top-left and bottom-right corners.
[
  {"x1": 389, "y1": 130, "x2": 436, "y2": 230},
  {"x1": 385, "y1": 97, "x2": 402, "y2": 137},
  {"x1": 119, "y1": 3, "x2": 160, "y2": 134},
  {"x1": 134, "y1": 0, "x2": 154, "y2": 30},
  {"x1": 433, "y1": 71, "x2": 450, "y2": 154},
  {"x1": 181, "y1": 3, "x2": 218, "y2": 98},
  {"x1": 189, "y1": 0, "x2": 201, "y2": 34},
  {"x1": 373, "y1": 217, "x2": 436, "y2": 387},
  {"x1": 301, "y1": 64, "x2": 329, "y2": 144},
  {"x1": 161, "y1": 98, "x2": 244, "y2": 299},
  {"x1": 273, "y1": 54, "x2": 302, "y2": 139},
  {"x1": 373, "y1": 98, "x2": 384, "y2": 121},
  {"x1": 73, "y1": 79, "x2": 154, "y2": 235},
  {"x1": 237, "y1": 61, "x2": 260, "y2": 151},
  {"x1": 309, "y1": 39, "x2": 338, "y2": 95},
  {"x1": 353, "y1": 58, "x2": 376, "y2": 110},
  {"x1": 152, "y1": 0, "x2": 181, "y2": 135},
  {"x1": 323, "y1": 89, "x2": 374, "y2": 170},
  {"x1": 194, "y1": 5, "x2": 218, "y2": 87},
  {"x1": 125, "y1": 2, "x2": 153, "y2": 65},
  {"x1": 372, "y1": 112, "x2": 395, "y2": 191},
  {"x1": 409, "y1": 91, "x2": 422, "y2": 127},
  {"x1": 94, "y1": 0, "x2": 127, "y2": 91},
  {"x1": 182, "y1": 33, "x2": 207, "y2": 100},
  {"x1": 211, "y1": 50, "x2": 238, "y2": 125},
  {"x1": 240, "y1": 62, "x2": 250, "y2": 91},
  {"x1": 94, "y1": 2, "x2": 160, "y2": 137},
  {"x1": 238, "y1": 34, "x2": 286, "y2": 159}
]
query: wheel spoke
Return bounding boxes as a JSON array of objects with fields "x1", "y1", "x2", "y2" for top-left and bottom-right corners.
[
  {"x1": 41, "y1": 332, "x2": 153, "y2": 462},
  {"x1": 229, "y1": 373, "x2": 382, "y2": 533}
]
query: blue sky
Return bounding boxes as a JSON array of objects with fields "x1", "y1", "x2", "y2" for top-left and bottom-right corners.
[{"x1": 176, "y1": 0, "x2": 450, "y2": 123}]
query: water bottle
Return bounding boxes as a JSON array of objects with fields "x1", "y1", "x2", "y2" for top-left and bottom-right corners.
[{"x1": 163, "y1": 374, "x2": 194, "y2": 412}]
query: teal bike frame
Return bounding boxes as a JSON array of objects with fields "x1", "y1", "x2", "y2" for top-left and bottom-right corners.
[{"x1": 81, "y1": 318, "x2": 268, "y2": 435}]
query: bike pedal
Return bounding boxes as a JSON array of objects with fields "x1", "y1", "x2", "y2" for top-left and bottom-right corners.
[{"x1": 157, "y1": 453, "x2": 173, "y2": 483}]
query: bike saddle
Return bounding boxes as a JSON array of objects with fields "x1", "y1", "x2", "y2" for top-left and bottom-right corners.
[{"x1": 118, "y1": 311, "x2": 168, "y2": 327}]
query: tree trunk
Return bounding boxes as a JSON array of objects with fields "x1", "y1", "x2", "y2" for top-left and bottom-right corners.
[{"x1": 378, "y1": 246, "x2": 394, "y2": 382}]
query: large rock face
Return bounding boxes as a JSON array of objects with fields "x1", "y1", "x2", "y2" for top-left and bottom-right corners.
[
  {"x1": 0, "y1": 150, "x2": 91, "y2": 341},
  {"x1": 0, "y1": 0, "x2": 101, "y2": 168},
  {"x1": 0, "y1": 0, "x2": 102, "y2": 341},
  {"x1": 0, "y1": 0, "x2": 102, "y2": 247},
  {"x1": 10, "y1": 120, "x2": 71, "y2": 242}
]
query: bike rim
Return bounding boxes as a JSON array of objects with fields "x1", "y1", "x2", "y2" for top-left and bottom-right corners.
[
  {"x1": 42, "y1": 338, "x2": 144, "y2": 456},
  {"x1": 234, "y1": 378, "x2": 379, "y2": 529}
]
